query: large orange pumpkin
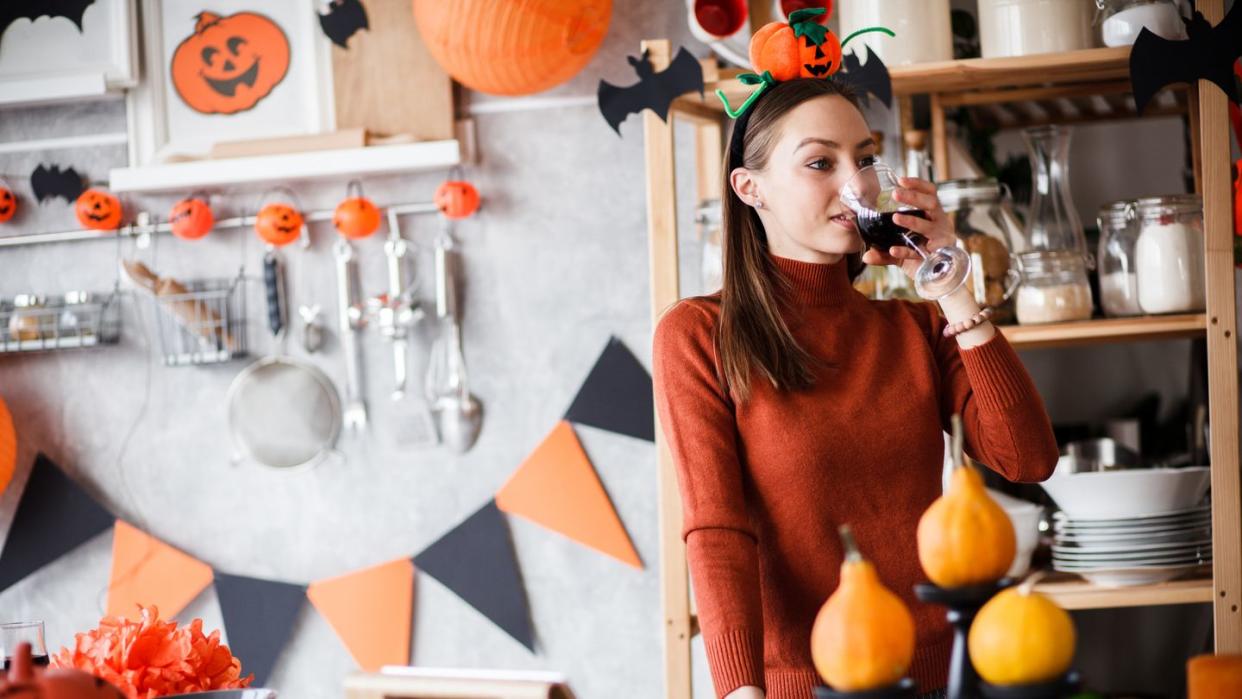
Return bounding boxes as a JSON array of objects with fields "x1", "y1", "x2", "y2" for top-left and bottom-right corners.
[
  {"x1": 0, "y1": 181, "x2": 16, "y2": 223},
  {"x1": 170, "y1": 11, "x2": 291, "y2": 115},
  {"x1": 255, "y1": 202, "x2": 303, "y2": 247},
  {"x1": 75, "y1": 189, "x2": 123, "y2": 230},
  {"x1": 750, "y1": 8, "x2": 842, "y2": 81},
  {"x1": 917, "y1": 461, "x2": 1016, "y2": 588},
  {"x1": 968, "y1": 578, "x2": 1076, "y2": 686},
  {"x1": 435, "y1": 180, "x2": 480, "y2": 220},
  {"x1": 169, "y1": 196, "x2": 214, "y2": 240},
  {"x1": 413, "y1": 0, "x2": 612, "y2": 96}
]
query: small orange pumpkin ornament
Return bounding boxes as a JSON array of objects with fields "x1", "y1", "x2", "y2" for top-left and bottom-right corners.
[
  {"x1": 170, "y1": 11, "x2": 291, "y2": 115},
  {"x1": 811, "y1": 525, "x2": 915, "y2": 692},
  {"x1": 434, "y1": 180, "x2": 480, "y2": 220},
  {"x1": 255, "y1": 201, "x2": 303, "y2": 247},
  {"x1": 750, "y1": 7, "x2": 842, "y2": 81},
  {"x1": 968, "y1": 575, "x2": 1076, "y2": 686},
  {"x1": 333, "y1": 181, "x2": 380, "y2": 239},
  {"x1": 169, "y1": 196, "x2": 214, "y2": 240},
  {"x1": 0, "y1": 180, "x2": 17, "y2": 223},
  {"x1": 916, "y1": 415, "x2": 1016, "y2": 588},
  {"x1": 75, "y1": 188, "x2": 123, "y2": 230}
]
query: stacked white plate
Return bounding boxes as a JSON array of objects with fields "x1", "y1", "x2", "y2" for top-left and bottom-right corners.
[{"x1": 1051, "y1": 505, "x2": 1212, "y2": 587}]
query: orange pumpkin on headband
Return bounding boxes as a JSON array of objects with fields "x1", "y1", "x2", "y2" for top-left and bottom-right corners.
[
  {"x1": 434, "y1": 180, "x2": 480, "y2": 220},
  {"x1": 255, "y1": 202, "x2": 302, "y2": 247},
  {"x1": 169, "y1": 196, "x2": 214, "y2": 240},
  {"x1": 75, "y1": 189, "x2": 123, "y2": 230},
  {"x1": 170, "y1": 11, "x2": 291, "y2": 115},
  {"x1": 750, "y1": 8, "x2": 842, "y2": 81},
  {"x1": 0, "y1": 184, "x2": 16, "y2": 223}
]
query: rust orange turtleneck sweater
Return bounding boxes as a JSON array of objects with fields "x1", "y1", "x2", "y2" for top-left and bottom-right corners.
[{"x1": 652, "y1": 254, "x2": 1059, "y2": 698}]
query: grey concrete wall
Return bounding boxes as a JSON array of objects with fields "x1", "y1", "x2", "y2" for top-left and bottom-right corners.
[{"x1": 0, "y1": 2, "x2": 1222, "y2": 697}]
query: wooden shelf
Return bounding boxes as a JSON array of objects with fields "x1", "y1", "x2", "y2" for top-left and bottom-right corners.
[
  {"x1": 109, "y1": 140, "x2": 461, "y2": 193},
  {"x1": 887, "y1": 47, "x2": 1132, "y2": 96},
  {"x1": 1035, "y1": 571, "x2": 1214, "y2": 610},
  {"x1": 1001, "y1": 314, "x2": 1207, "y2": 350}
]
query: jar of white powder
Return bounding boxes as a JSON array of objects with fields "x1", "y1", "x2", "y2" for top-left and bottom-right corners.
[
  {"x1": 1097, "y1": 200, "x2": 1143, "y2": 317},
  {"x1": 1135, "y1": 194, "x2": 1205, "y2": 315},
  {"x1": 1096, "y1": 0, "x2": 1187, "y2": 48},
  {"x1": 1014, "y1": 251, "x2": 1095, "y2": 325}
]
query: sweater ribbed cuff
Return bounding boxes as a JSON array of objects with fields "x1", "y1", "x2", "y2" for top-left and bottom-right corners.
[
  {"x1": 910, "y1": 636, "x2": 953, "y2": 693},
  {"x1": 704, "y1": 628, "x2": 765, "y2": 698},
  {"x1": 958, "y1": 333, "x2": 1034, "y2": 412}
]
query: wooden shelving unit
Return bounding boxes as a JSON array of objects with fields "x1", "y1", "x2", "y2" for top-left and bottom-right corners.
[{"x1": 644, "y1": 1, "x2": 1240, "y2": 696}]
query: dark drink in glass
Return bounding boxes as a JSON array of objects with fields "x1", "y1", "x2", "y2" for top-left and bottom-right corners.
[
  {"x1": 4, "y1": 654, "x2": 49, "y2": 670},
  {"x1": 856, "y1": 208, "x2": 929, "y2": 250}
]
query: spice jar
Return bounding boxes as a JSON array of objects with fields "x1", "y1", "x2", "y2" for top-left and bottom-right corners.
[
  {"x1": 978, "y1": 0, "x2": 1097, "y2": 58},
  {"x1": 1014, "y1": 251, "x2": 1094, "y2": 324},
  {"x1": 1097, "y1": 200, "x2": 1143, "y2": 317},
  {"x1": 1096, "y1": 0, "x2": 1186, "y2": 47},
  {"x1": 1135, "y1": 194, "x2": 1205, "y2": 314},
  {"x1": 938, "y1": 178, "x2": 1024, "y2": 323},
  {"x1": 8, "y1": 294, "x2": 46, "y2": 342}
]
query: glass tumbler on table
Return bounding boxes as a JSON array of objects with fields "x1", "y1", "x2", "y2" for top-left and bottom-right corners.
[
  {"x1": 840, "y1": 159, "x2": 972, "y2": 300},
  {"x1": 1, "y1": 620, "x2": 48, "y2": 669}
]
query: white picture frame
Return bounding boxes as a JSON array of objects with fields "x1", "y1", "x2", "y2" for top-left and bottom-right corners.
[
  {"x1": 0, "y1": 0, "x2": 139, "y2": 106},
  {"x1": 128, "y1": 0, "x2": 334, "y2": 167}
]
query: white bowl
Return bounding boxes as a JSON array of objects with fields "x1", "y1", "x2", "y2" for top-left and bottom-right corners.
[
  {"x1": 987, "y1": 488, "x2": 1042, "y2": 578},
  {"x1": 1040, "y1": 466, "x2": 1210, "y2": 520}
]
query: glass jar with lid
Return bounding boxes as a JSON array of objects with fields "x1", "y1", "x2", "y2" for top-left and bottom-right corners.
[
  {"x1": 8, "y1": 294, "x2": 46, "y2": 343},
  {"x1": 1095, "y1": 0, "x2": 1186, "y2": 47},
  {"x1": 1134, "y1": 194, "x2": 1205, "y2": 314},
  {"x1": 1097, "y1": 200, "x2": 1142, "y2": 317},
  {"x1": 938, "y1": 178, "x2": 1024, "y2": 323},
  {"x1": 1014, "y1": 251, "x2": 1094, "y2": 325}
]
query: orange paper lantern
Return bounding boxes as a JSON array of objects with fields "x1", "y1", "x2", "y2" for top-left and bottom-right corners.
[
  {"x1": 169, "y1": 197, "x2": 214, "y2": 240},
  {"x1": 0, "y1": 394, "x2": 14, "y2": 497},
  {"x1": 413, "y1": 0, "x2": 612, "y2": 96},
  {"x1": 0, "y1": 181, "x2": 16, "y2": 223},
  {"x1": 75, "y1": 189, "x2": 123, "y2": 230},
  {"x1": 434, "y1": 180, "x2": 480, "y2": 220},
  {"x1": 254, "y1": 202, "x2": 302, "y2": 247}
]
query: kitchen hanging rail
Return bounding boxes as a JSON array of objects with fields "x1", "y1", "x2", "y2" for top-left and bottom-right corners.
[{"x1": 0, "y1": 201, "x2": 442, "y2": 250}]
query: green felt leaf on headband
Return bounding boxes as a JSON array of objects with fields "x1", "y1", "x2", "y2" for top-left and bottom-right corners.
[
  {"x1": 790, "y1": 8, "x2": 829, "y2": 46},
  {"x1": 716, "y1": 71, "x2": 776, "y2": 119}
]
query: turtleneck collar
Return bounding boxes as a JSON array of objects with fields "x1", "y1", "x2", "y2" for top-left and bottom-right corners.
[{"x1": 769, "y1": 252, "x2": 857, "y2": 307}]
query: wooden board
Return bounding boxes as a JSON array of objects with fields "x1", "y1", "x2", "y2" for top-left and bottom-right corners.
[
  {"x1": 208, "y1": 128, "x2": 366, "y2": 159},
  {"x1": 1035, "y1": 572, "x2": 1213, "y2": 610},
  {"x1": 1001, "y1": 314, "x2": 1208, "y2": 350},
  {"x1": 330, "y1": 0, "x2": 454, "y2": 141}
]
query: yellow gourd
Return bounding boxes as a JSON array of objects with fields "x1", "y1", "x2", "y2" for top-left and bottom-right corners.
[
  {"x1": 916, "y1": 416, "x2": 1016, "y2": 587},
  {"x1": 968, "y1": 576, "x2": 1076, "y2": 685},
  {"x1": 811, "y1": 525, "x2": 915, "y2": 691}
]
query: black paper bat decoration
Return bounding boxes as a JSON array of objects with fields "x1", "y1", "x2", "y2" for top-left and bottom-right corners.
[
  {"x1": 1131, "y1": 2, "x2": 1242, "y2": 115},
  {"x1": 30, "y1": 164, "x2": 84, "y2": 204},
  {"x1": 318, "y1": 0, "x2": 368, "y2": 49},
  {"x1": 835, "y1": 47, "x2": 892, "y2": 110},
  {"x1": 598, "y1": 47, "x2": 704, "y2": 136},
  {"x1": 0, "y1": 0, "x2": 96, "y2": 41}
]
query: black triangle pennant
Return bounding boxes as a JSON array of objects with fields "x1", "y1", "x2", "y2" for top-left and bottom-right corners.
[
  {"x1": 0, "y1": 453, "x2": 113, "y2": 593},
  {"x1": 413, "y1": 500, "x2": 535, "y2": 651},
  {"x1": 564, "y1": 336, "x2": 655, "y2": 442},
  {"x1": 214, "y1": 572, "x2": 306, "y2": 685}
]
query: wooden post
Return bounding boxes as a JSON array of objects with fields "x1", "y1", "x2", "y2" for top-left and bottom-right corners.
[
  {"x1": 642, "y1": 39, "x2": 693, "y2": 699},
  {"x1": 930, "y1": 93, "x2": 950, "y2": 180},
  {"x1": 1196, "y1": 0, "x2": 1242, "y2": 654}
]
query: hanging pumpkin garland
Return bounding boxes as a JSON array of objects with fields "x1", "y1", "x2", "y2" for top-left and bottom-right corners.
[
  {"x1": 434, "y1": 178, "x2": 480, "y2": 220},
  {"x1": 333, "y1": 180, "x2": 381, "y2": 240},
  {"x1": 254, "y1": 188, "x2": 304, "y2": 247},
  {"x1": 169, "y1": 194, "x2": 215, "y2": 240},
  {"x1": 75, "y1": 187, "x2": 124, "y2": 231},
  {"x1": 0, "y1": 177, "x2": 17, "y2": 223}
]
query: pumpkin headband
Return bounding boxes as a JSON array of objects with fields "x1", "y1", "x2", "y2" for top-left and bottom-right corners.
[{"x1": 720, "y1": 8, "x2": 894, "y2": 170}]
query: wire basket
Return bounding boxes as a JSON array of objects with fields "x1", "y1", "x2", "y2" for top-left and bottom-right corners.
[
  {"x1": 0, "y1": 291, "x2": 121, "y2": 354},
  {"x1": 150, "y1": 275, "x2": 248, "y2": 367}
]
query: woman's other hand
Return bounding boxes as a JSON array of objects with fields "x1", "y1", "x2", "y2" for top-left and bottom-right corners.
[{"x1": 861, "y1": 176, "x2": 958, "y2": 281}]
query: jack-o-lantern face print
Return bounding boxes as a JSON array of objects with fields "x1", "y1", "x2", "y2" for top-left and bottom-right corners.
[
  {"x1": 75, "y1": 189, "x2": 123, "y2": 230},
  {"x1": 799, "y1": 32, "x2": 840, "y2": 78},
  {"x1": 0, "y1": 186, "x2": 16, "y2": 223},
  {"x1": 171, "y1": 11, "x2": 291, "y2": 115}
]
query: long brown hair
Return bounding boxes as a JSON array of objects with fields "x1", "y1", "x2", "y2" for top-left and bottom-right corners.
[{"x1": 717, "y1": 78, "x2": 867, "y2": 402}]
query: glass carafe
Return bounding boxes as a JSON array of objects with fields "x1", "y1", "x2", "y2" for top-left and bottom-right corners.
[{"x1": 1021, "y1": 125, "x2": 1090, "y2": 260}]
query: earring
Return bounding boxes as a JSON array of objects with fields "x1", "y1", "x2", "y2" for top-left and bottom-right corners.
[{"x1": 754, "y1": 199, "x2": 764, "y2": 209}]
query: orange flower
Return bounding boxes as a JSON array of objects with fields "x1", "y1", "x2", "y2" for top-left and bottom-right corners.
[{"x1": 51, "y1": 606, "x2": 252, "y2": 699}]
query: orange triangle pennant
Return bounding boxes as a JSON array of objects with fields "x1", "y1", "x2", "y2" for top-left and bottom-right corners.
[
  {"x1": 107, "y1": 520, "x2": 214, "y2": 620},
  {"x1": 307, "y1": 558, "x2": 414, "y2": 671},
  {"x1": 496, "y1": 420, "x2": 642, "y2": 569},
  {"x1": 0, "y1": 395, "x2": 14, "y2": 496}
]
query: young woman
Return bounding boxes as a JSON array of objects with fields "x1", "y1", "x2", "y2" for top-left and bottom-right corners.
[{"x1": 652, "y1": 78, "x2": 1059, "y2": 699}]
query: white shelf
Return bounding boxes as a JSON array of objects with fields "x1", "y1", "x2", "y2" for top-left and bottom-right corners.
[{"x1": 109, "y1": 140, "x2": 462, "y2": 194}]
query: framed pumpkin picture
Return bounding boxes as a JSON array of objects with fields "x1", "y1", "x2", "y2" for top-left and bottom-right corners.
[{"x1": 129, "y1": 0, "x2": 334, "y2": 165}]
